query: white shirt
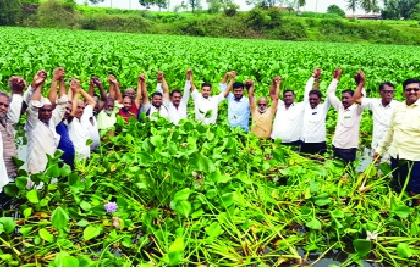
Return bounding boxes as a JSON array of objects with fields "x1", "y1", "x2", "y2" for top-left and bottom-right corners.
[
  {"x1": 328, "y1": 79, "x2": 364, "y2": 149},
  {"x1": 301, "y1": 77, "x2": 330, "y2": 143},
  {"x1": 163, "y1": 80, "x2": 191, "y2": 125},
  {"x1": 271, "y1": 101, "x2": 305, "y2": 143},
  {"x1": 361, "y1": 98, "x2": 402, "y2": 150},
  {"x1": 69, "y1": 105, "x2": 96, "y2": 159},
  {"x1": 0, "y1": 131, "x2": 11, "y2": 192},
  {"x1": 26, "y1": 100, "x2": 64, "y2": 174},
  {"x1": 191, "y1": 87, "x2": 225, "y2": 125}
]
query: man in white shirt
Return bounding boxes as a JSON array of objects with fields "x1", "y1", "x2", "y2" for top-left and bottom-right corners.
[
  {"x1": 160, "y1": 70, "x2": 191, "y2": 125},
  {"x1": 69, "y1": 85, "x2": 97, "y2": 160},
  {"x1": 191, "y1": 73, "x2": 230, "y2": 125},
  {"x1": 271, "y1": 83, "x2": 305, "y2": 147},
  {"x1": 26, "y1": 71, "x2": 67, "y2": 174},
  {"x1": 353, "y1": 73, "x2": 402, "y2": 159},
  {"x1": 300, "y1": 68, "x2": 330, "y2": 154},
  {"x1": 328, "y1": 69, "x2": 365, "y2": 163}
]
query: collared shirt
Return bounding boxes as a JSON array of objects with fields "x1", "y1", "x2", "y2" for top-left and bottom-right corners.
[
  {"x1": 164, "y1": 80, "x2": 191, "y2": 125},
  {"x1": 328, "y1": 79, "x2": 364, "y2": 149},
  {"x1": 69, "y1": 105, "x2": 96, "y2": 159},
  {"x1": 222, "y1": 82, "x2": 250, "y2": 131},
  {"x1": 251, "y1": 107, "x2": 275, "y2": 139},
  {"x1": 271, "y1": 101, "x2": 305, "y2": 143},
  {"x1": 99, "y1": 103, "x2": 120, "y2": 129},
  {"x1": 361, "y1": 98, "x2": 402, "y2": 150},
  {"x1": 191, "y1": 86, "x2": 225, "y2": 125},
  {"x1": 377, "y1": 99, "x2": 420, "y2": 161},
  {"x1": 142, "y1": 102, "x2": 170, "y2": 121},
  {"x1": 56, "y1": 121, "x2": 75, "y2": 169},
  {"x1": 301, "y1": 77, "x2": 330, "y2": 143},
  {"x1": 26, "y1": 100, "x2": 64, "y2": 174}
]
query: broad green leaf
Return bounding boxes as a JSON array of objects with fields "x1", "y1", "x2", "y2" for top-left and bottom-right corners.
[
  {"x1": 39, "y1": 228, "x2": 54, "y2": 243},
  {"x1": 0, "y1": 217, "x2": 15, "y2": 234},
  {"x1": 83, "y1": 226, "x2": 102, "y2": 241},
  {"x1": 396, "y1": 243, "x2": 412, "y2": 258},
  {"x1": 52, "y1": 207, "x2": 69, "y2": 230},
  {"x1": 353, "y1": 239, "x2": 372, "y2": 257},
  {"x1": 26, "y1": 189, "x2": 38, "y2": 203},
  {"x1": 305, "y1": 218, "x2": 322, "y2": 230}
]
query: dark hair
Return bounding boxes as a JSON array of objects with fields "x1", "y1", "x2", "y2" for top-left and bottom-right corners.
[
  {"x1": 233, "y1": 82, "x2": 244, "y2": 89},
  {"x1": 171, "y1": 89, "x2": 182, "y2": 96},
  {"x1": 309, "y1": 89, "x2": 322, "y2": 99},
  {"x1": 379, "y1": 82, "x2": 394, "y2": 91},
  {"x1": 201, "y1": 82, "x2": 212, "y2": 88},
  {"x1": 403, "y1": 78, "x2": 420, "y2": 90},
  {"x1": 283, "y1": 89, "x2": 295, "y2": 96},
  {"x1": 342, "y1": 89, "x2": 354, "y2": 96},
  {"x1": 152, "y1": 92, "x2": 163, "y2": 98}
]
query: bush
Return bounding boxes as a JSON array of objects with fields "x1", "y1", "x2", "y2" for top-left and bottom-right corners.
[
  {"x1": 79, "y1": 15, "x2": 152, "y2": 32},
  {"x1": 37, "y1": 0, "x2": 77, "y2": 28},
  {"x1": 246, "y1": 8, "x2": 282, "y2": 29},
  {"x1": 327, "y1": 5, "x2": 345, "y2": 17}
]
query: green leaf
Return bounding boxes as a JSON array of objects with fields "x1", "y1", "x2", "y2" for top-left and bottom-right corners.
[
  {"x1": 50, "y1": 251, "x2": 80, "y2": 267},
  {"x1": 173, "y1": 188, "x2": 192, "y2": 202},
  {"x1": 0, "y1": 217, "x2": 15, "y2": 234},
  {"x1": 26, "y1": 189, "x2": 38, "y2": 203},
  {"x1": 46, "y1": 165, "x2": 60, "y2": 178},
  {"x1": 39, "y1": 228, "x2": 54, "y2": 243},
  {"x1": 83, "y1": 226, "x2": 102, "y2": 241},
  {"x1": 52, "y1": 207, "x2": 69, "y2": 230},
  {"x1": 353, "y1": 239, "x2": 372, "y2": 257},
  {"x1": 23, "y1": 207, "x2": 32, "y2": 219},
  {"x1": 205, "y1": 222, "x2": 224, "y2": 238},
  {"x1": 80, "y1": 201, "x2": 92, "y2": 211},
  {"x1": 169, "y1": 237, "x2": 185, "y2": 253},
  {"x1": 396, "y1": 243, "x2": 412, "y2": 258},
  {"x1": 392, "y1": 205, "x2": 411, "y2": 218},
  {"x1": 305, "y1": 217, "x2": 322, "y2": 230}
]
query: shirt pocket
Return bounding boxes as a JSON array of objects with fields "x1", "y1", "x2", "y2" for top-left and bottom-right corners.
[
  {"x1": 342, "y1": 112, "x2": 355, "y2": 128},
  {"x1": 309, "y1": 110, "x2": 322, "y2": 123}
]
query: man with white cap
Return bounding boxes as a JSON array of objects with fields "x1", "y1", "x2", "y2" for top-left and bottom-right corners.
[{"x1": 26, "y1": 71, "x2": 68, "y2": 174}]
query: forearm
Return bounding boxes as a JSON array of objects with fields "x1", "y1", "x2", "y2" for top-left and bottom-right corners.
[
  {"x1": 80, "y1": 89, "x2": 96, "y2": 107},
  {"x1": 48, "y1": 80, "x2": 58, "y2": 103}
]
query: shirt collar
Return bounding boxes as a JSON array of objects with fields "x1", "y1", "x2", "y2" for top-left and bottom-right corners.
[{"x1": 415, "y1": 99, "x2": 420, "y2": 106}]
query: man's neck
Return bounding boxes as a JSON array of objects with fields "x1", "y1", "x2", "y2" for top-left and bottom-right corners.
[{"x1": 381, "y1": 99, "x2": 391, "y2": 107}]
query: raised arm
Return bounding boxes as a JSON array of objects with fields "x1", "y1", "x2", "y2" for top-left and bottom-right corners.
[
  {"x1": 79, "y1": 89, "x2": 96, "y2": 108},
  {"x1": 162, "y1": 74, "x2": 170, "y2": 102},
  {"x1": 327, "y1": 68, "x2": 342, "y2": 110},
  {"x1": 182, "y1": 68, "x2": 192, "y2": 104},
  {"x1": 304, "y1": 68, "x2": 321, "y2": 102},
  {"x1": 271, "y1": 76, "x2": 281, "y2": 113},
  {"x1": 353, "y1": 71, "x2": 366, "y2": 104},
  {"x1": 31, "y1": 71, "x2": 47, "y2": 102},
  {"x1": 7, "y1": 76, "x2": 25, "y2": 124},
  {"x1": 136, "y1": 74, "x2": 145, "y2": 108},
  {"x1": 141, "y1": 75, "x2": 149, "y2": 105},
  {"x1": 223, "y1": 71, "x2": 235, "y2": 98},
  {"x1": 108, "y1": 75, "x2": 122, "y2": 103},
  {"x1": 247, "y1": 79, "x2": 256, "y2": 112},
  {"x1": 49, "y1": 68, "x2": 64, "y2": 104}
]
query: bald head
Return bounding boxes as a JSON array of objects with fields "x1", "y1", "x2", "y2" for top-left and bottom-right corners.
[
  {"x1": 256, "y1": 97, "x2": 268, "y2": 113},
  {"x1": 75, "y1": 99, "x2": 86, "y2": 119}
]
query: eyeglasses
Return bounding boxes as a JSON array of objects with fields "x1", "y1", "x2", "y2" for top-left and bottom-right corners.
[
  {"x1": 380, "y1": 90, "x2": 394, "y2": 94},
  {"x1": 257, "y1": 104, "x2": 267, "y2": 106},
  {"x1": 405, "y1": 88, "x2": 420, "y2": 92}
]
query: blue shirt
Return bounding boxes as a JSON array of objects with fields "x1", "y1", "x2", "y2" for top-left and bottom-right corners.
[
  {"x1": 56, "y1": 121, "x2": 75, "y2": 169},
  {"x1": 227, "y1": 93, "x2": 250, "y2": 132}
]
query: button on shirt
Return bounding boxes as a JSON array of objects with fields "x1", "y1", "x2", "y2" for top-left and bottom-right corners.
[
  {"x1": 377, "y1": 99, "x2": 420, "y2": 161},
  {"x1": 191, "y1": 87, "x2": 225, "y2": 125},
  {"x1": 271, "y1": 101, "x2": 304, "y2": 143},
  {"x1": 163, "y1": 80, "x2": 191, "y2": 125},
  {"x1": 361, "y1": 98, "x2": 402, "y2": 151},
  {"x1": 328, "y1": 79, "x2": 364, "y2": 149}
]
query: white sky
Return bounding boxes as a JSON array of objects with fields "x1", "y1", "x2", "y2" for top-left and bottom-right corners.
[{"x1": 77, "y1": 0, "x2": 373, "y2": 15}]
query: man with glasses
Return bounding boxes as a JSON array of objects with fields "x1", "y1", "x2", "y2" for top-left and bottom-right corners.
[
  {"x1": 354, "y1": 72, "x2": 402, "y2": 159},
  {"x1": 376, "y1": 78, "x2": 420, "y2": 203}
]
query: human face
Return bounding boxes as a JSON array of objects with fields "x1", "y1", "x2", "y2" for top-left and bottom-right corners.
[
  {"x1": 38, "y1": 105, "x2": 54, "y2": 123},
  {"x1": 380, "y1": 84, "x2": 394, "y2": 104},
  {"x1": 122, "y1": 97, "x2": 132, "y2": 111},
  {"x1": 404, "y1": 83, "x2": 420, "y2": 105},
  {"x1": 172, "y1": 92, "x2": 182, "y2": 107},
  {"x1": 124, "y1": 89, "x2": 135, "y2": 100},
  {"x1": 342, "y1": 92, "x2": 354, "y2": 108},
  {"x1": 201, "y1": 86, "x2": 211, "y2": 99},
  {"x1": 233, "y1": 88, "x2": 244, "y2": 101},
  {"x1": 309, "y1": 94, "x2": 320, "y2": 109},
  {"x1": 152, "y1": 95, "x2": 162, "y2": 108},
  {"x1": 64, "y1": 101, "x2": 72, "y2": 119},
  {"x1": 0, "y1": 95, "x2": 10, "y2": 119},
  {"x1": 257, "y1": 98, "x2": 268, "y2": 113},
  {"x1": 283, "y1": 91, "x2": 295, "y2": 107},
  {"x1": 70, "y1": 78, "x2": 80, "y2": 90},
  {"x1": 75, "y1": 100, "x2": 85, "y2": 119}
]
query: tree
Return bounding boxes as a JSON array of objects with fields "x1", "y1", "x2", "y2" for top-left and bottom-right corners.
[
  {"x1": 347, "y1": 0, "x2": 358, "y2": 17},
  {"x1": 88, "y1": 0, "x2": 104, "y2": 4},
  {"x1": 37, "y1": 0, "x2": 76, "y2": 27},
  {"x1": 382, "y1": 0, "x2": 419, "y2": 20},
  {"x1": 0, "y1": 0, "x2": 22, "y2": 25},
  {"x1": 138, "y1": 0, "x2": 168, "y2": 10},
  {"x1": 327, "y1": 5, "x2": 345, "y2": 17},
  {"x1": 359, "y1": 0, "x2": 379, "y2": 13}
]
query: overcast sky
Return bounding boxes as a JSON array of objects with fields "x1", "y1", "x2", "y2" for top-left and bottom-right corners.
[{"x1": 76, "y1": 0, "x2": 373, "y2": 15}]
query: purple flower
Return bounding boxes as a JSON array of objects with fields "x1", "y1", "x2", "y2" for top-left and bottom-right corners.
[{"x1": 104, "y1": 202, "x2": 118, "y2": 213}]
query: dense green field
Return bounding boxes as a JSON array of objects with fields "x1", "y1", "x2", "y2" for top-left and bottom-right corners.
[{"x1": 0, "y1": 27, "x2": 420, "y2": 267}]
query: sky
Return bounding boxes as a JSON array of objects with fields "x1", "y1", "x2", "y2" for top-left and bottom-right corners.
[{"x1": 76, "y1": 0, "x2": 372, "y2": 15}]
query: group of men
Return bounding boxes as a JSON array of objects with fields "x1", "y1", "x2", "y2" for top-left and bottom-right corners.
[{"x1": 0, "y1": 67, "x2": 419, "y2": 201}]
